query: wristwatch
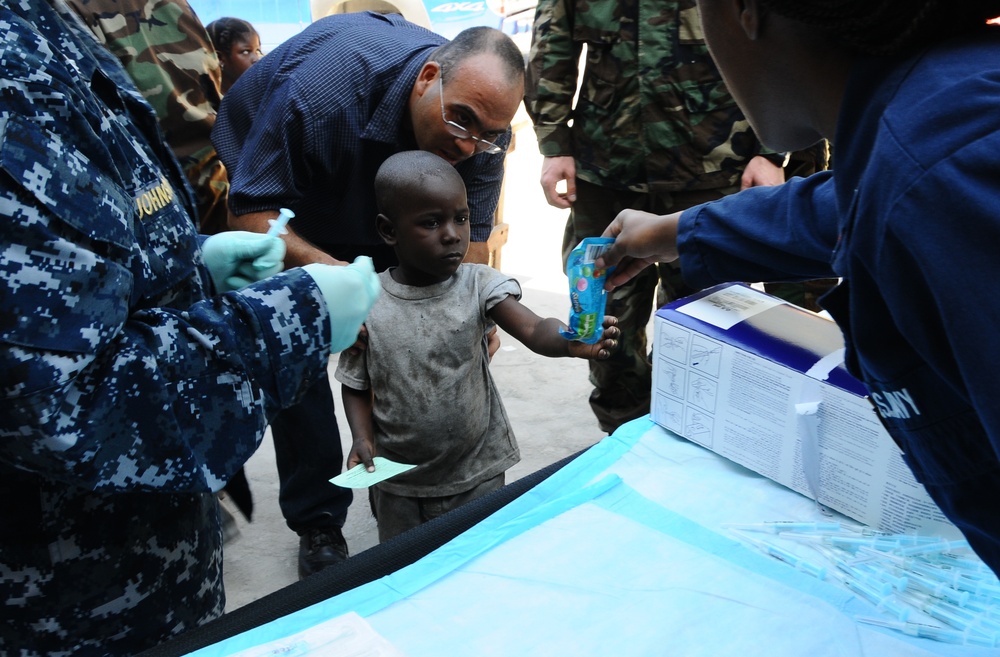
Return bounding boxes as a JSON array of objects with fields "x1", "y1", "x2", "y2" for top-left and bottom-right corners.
[{"x1": 761, "y1": 151, "x2": 790, "y2": 168}]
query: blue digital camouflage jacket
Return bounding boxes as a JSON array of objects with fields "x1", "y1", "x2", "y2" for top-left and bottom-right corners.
[{"x1": 0, "y1": 1, "x2": 331, "y2": 653}]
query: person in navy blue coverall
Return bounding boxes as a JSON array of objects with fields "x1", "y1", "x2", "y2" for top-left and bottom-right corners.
[{"x1": 598, "y1": 0, "x2": 1000, "y2": 575}]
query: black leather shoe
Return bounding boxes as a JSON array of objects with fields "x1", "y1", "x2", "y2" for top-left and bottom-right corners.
[{"x1": 298, "y1": 526, "x2": 349, "y2": 580}]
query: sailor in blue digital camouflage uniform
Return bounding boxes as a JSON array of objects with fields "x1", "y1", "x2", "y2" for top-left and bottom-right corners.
[{"x1": 0, "y1": 1, "x2": 379, "y2": 654}]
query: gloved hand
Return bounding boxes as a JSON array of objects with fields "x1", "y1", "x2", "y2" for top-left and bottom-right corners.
[
  {"x1": 302, "y1": 257, "x2": 380, "y2": 354},
  {"x1": 202, "y1": 231, "x2": 286, "y2": 293}
]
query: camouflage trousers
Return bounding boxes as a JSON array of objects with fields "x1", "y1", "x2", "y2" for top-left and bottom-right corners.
[
  {"x1": 180, "y1": 144, "x2": 230, "y2": 235},
  {"x1": 763, "y1": 279, "x2": 839, "y2": 313},
  {"x1": 563, "y1": 180, "x2": 734, "y2": 433}
]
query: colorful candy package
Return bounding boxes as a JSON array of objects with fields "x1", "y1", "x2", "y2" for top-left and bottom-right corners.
[{"x1": 560, "y1": 237, "x2": 615, "y2": 344}]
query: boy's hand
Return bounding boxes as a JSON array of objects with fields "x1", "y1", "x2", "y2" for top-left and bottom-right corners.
[
  {"x1": 347, "y1": 436, "x2": 377, "y2": 473},
  {"x1": 567, "y1": 316, "x2": 620, "y2": 360}
]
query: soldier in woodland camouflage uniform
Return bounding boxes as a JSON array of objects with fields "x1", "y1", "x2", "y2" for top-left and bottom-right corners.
[
  {"x1": 525, "y1": 0, "x2": 790, "y2": 432},
  {"x1": 0, "y1": 1, "x2": 376, "y2": 654},
  {"x1": 67, "y1": 0, "x2": 231, "y2": 235}
]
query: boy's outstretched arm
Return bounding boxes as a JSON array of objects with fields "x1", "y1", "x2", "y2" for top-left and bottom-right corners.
[
  {"x1": 341, "y1": 384, "x2": 377, "y2": 472},
  {"x1": 489, "y1": 296, "x2": 620, "y2": 360}
]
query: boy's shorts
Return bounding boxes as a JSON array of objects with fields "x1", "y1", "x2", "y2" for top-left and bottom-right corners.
[{"x1": 370, "y1": 473, "x2": 505, "y2": 543}]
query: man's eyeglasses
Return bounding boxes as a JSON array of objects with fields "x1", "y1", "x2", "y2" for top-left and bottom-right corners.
[{"x1": 438, "y1": 77, "x2": 505, "y2": 155}]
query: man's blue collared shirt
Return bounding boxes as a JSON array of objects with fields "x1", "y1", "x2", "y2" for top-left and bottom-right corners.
[{"x1": 213, "y1": 11, "x2": 510, "y2": 249}]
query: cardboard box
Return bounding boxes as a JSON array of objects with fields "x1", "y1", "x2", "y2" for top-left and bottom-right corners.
[{"x1": 652, "y1": 283, "x2": 957, "y2": 537}]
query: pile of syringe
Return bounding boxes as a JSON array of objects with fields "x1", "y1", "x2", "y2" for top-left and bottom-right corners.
[{"x1": 725, "y1": 521, "x2": 1000, "y2": 647}]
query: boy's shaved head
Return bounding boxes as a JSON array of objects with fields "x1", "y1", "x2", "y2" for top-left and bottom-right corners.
[{"x1": 375, "y1": 151, "x2": 466, "y2": 220}]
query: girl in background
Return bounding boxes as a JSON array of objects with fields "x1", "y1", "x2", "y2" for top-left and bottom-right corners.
[{"x1": 207, "y1": 16, "x2": 262, "y2": 93}]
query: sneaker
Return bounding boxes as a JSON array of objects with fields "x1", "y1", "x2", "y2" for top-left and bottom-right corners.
[{"x1": 298, "y1": 526, "x2": 349, "y2": 580}]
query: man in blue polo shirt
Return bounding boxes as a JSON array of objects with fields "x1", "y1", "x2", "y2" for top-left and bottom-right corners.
[{"x1": 212, "y1": 11, "x2": 525, "y2": 578}]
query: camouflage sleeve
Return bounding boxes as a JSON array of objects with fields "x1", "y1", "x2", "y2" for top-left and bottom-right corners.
[
  {"x1": 0, "y1": 180, "x2": 331, "y2": 493},
  {"x1": 65, "y1": 0, "x2": 222, "y2": 162},
  {"x1": 0, "y1": 18, "x2": 330, "y2": 495},
  {"x1": 65, "y1": 0, "x2": 230, "y2": 233},
  {"x1": 524, "y1": 0, "x2": 583, "y2": 156}
]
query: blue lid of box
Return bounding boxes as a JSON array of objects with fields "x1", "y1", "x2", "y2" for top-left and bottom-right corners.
[{"x1": 656, "y1": 283, "x2": 868, "y2": 397}]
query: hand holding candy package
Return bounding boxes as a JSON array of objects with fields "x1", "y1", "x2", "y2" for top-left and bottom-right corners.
[{"x1": 560, "y1": 237, "x2": 615, "y2": 344}]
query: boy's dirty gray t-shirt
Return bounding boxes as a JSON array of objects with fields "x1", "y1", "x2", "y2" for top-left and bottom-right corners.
[{"x1": 335, "y1": 264, "x2": 522, "y2": 497}]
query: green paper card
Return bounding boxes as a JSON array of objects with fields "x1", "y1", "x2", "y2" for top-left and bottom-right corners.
[{"x1": 330, "y1": 457, "x2": 416, "y2": 488}]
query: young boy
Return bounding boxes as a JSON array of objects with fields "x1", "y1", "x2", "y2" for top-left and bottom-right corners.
[{"x1": 335, "y1": 150, "x2": 619, "y2": 542}]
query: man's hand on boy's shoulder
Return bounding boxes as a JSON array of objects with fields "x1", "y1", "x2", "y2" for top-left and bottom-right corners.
[
  {"x1": 343, "y1": 324, "x2": 370, "y2": 357},
  {"x1": 487, "y1": 326, "x2": 500, "y2": 360},
  {"x1": 568, "y1": 316, "x2": 620, "y2": 360}
]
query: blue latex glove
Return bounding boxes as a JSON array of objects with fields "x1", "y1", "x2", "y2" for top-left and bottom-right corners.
[
  {"x1": 202, "y1": 231, "x2": 286, "y2": 292},
  {"x1": 302, "y1": 257, "x2": 380, "y2": 354}
]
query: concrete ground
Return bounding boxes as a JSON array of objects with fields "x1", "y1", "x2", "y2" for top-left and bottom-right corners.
[{"x1": 220, "y1": 117, "x2": 615, "y2": 611}]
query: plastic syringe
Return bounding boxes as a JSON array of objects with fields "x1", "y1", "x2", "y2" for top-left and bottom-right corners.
[
  {"x1": 722, "y1": 521, "x2": 842, "y2": 534},
  {"x1": 897, "y1": 539, "x2": 970, "y2": 558},
  {"x1": 854, "y1": 616, "x2": 1000, "y2": 646},
  {"x1": 929, "y1": 552, "x2": 995, "y2": 575},
  {"x1": 732, "y1": 531, "x2": 827, "y2": 579},
  {"x1": 782, "y1": 532, "x2": 901, "y2": 553},
  {"x1": 266, "y1": 208, "x2": 295, "y2": 237},
  {"x1": 899, "y1": 589, "x2": 971, "y2": 623},
  {"x1": 813, "y1": 545, "x2": 897, "y2": 596},
  {"x1": 896, "y1": 591, "x2": 1000, "y2": 647},
  {"x1": 834, "y1": 571, "x2": 911, "y2": 620}
]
